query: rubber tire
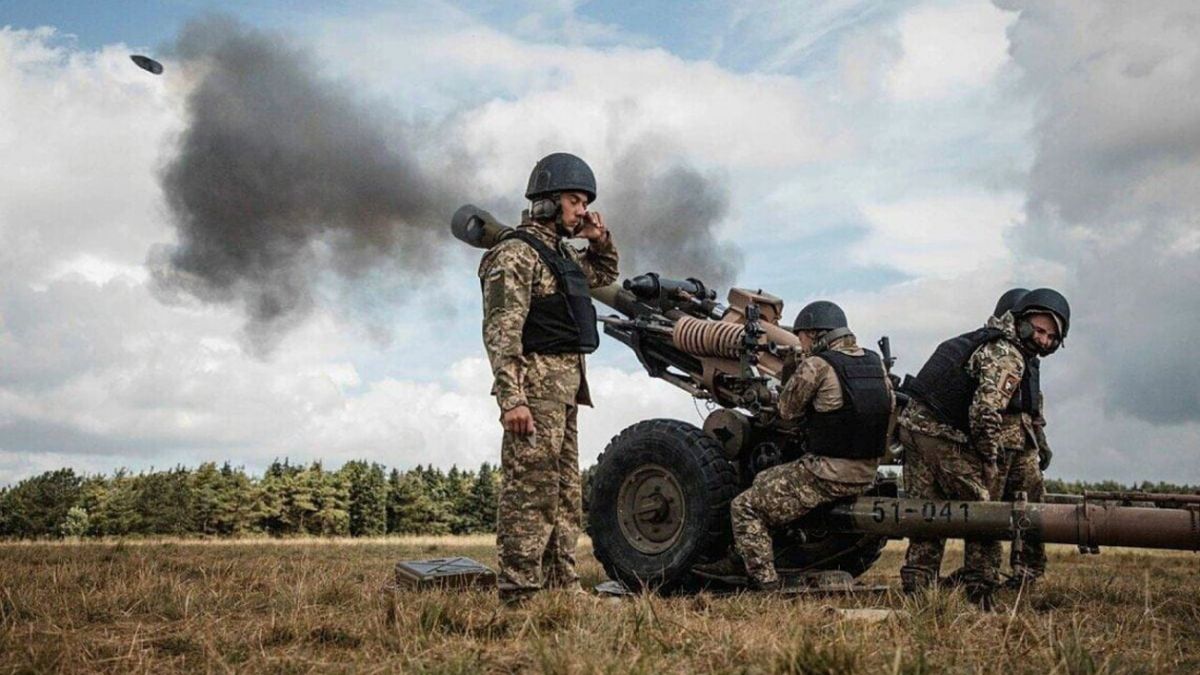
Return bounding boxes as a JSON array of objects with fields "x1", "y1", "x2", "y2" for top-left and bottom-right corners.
[
  {"x1": 588, "y1": 419, "x2": 738, "y2": 593},
  {"x1": 772, "y1": 477, "x2": 899, "y2": 577}
]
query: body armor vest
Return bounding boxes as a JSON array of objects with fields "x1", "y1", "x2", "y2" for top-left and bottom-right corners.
[
  {"x1": 1004, "y1": 356, "x2": 1040, "y2": 416},
  {"x1": 508, "y1": 232, "x2": 600, "y2": 356},
  {"x1": 805, "y1": 349, "x2": 892, "y2": 460},
  {"x1": 904, "y1": 326, "x2": 1026, "y2": 432}
]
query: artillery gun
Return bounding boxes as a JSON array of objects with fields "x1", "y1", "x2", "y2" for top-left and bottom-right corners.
[{"x1": 452, "y1": 205, "x2": 1200, "y2": 593}]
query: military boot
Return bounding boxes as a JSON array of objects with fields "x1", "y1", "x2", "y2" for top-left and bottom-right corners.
[{"x1": 691, "y1": 556, "x2": 751, "y2": 586}]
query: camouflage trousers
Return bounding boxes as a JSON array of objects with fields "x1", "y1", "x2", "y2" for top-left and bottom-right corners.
[
  {"x1": 496, "y1": 397, "x2": 581, "y2": 601},
  {"x1": 899, "y1": 426, "x2": 998, "y2": 592},
  {"x1": 731, "y1": 459, "x2": 873, "y2": 586},
  {"x1": 999, "y1": 445, "x2": 1046, "y2": 580}
]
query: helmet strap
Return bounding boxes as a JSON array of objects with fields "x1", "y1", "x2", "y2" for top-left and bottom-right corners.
[{"x1": 813, "y1": 327, "x2": 852, "y2": 353}]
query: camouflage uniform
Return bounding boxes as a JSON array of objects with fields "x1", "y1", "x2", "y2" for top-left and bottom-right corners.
[
  {"x1": 899, "y1": 313, "x2": 1025, "y2": 593},
  {"x1": 985, "y1": 314, "x2": 1048, "y2": 582},
  {"x1": 730, "y1": 335, "x2": 893, "y2": 587},
  {"x1": 479, "y1": 213, "x2": 618, "y2": 602}
]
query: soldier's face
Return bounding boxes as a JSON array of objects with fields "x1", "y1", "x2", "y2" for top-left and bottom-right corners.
[
  {"x1": 797, "y1": 331, "x2": 816, "y2": 351},
  {"x1": 559, "y1": 191, "x2": 589, "y2": 228},
  {"x1": 1028, "y1": 314, "x2": 1060, "y2": 352}
]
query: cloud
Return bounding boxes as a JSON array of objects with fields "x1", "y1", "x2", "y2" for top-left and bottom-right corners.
[
  {"x1": 998, "y1": 0, "x2": 1200, "y2": 425},
  {"x1": 885, "y1": 2, "x2": 1013, "y2": 101},
  {"x1": 853, "y1": 192, "x2": 1022, "y2": 278}
]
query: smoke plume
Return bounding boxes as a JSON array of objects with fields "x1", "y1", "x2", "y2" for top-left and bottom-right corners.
[
  {"x1": 151, "y1": 16, "x2": 743, "y2": 353},
  {"x1": 603, "y1": 147, "x2": 741, "y2": 289},
  {"x1": 999, "y1": 0, "x2": 1200, "y2": 424},
  {"x1": 151, "y1": 16, "x2": 460, "y2": 352}
]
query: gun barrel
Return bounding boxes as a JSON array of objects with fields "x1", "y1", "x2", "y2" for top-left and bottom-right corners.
[{"x1": 826, "y1": 497, "x2": 1200, "y2": 552}]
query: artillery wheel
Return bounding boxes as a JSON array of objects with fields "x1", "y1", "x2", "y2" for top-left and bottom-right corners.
[
  {"x1": 588, "y1": 419, "x2": 737, "y2": 593},
  {"x1": 772, "y1": 478, "x2": 898, "y2": 577}
]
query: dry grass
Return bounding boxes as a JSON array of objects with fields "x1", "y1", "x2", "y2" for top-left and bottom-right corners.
[{"x1": 1, "y1": 538, "x2": 1197, "y2": 673}]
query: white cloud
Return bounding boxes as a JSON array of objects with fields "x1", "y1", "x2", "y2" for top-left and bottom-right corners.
[
  {"x1": 885, "y1": 1, "x2": 1013, "y2": 101},
  {"x1": 853, "y1": 192, "x2": 1022, "y2": 278}
]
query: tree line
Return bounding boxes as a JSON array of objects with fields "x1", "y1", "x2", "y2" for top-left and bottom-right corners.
[
  {"x1": 0, "y1": 460, "x2": 1192, "y2": 540},
  {"x1": 0, "y1": 460, "x2": 525, "y2": 540}
]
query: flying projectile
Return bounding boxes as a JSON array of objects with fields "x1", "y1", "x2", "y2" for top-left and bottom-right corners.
[{"x1": 130, "y1": 55, "x2": 163, "y2": 75}]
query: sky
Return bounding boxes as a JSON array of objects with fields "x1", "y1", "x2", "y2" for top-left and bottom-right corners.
[{"x1": 1, "y1": 0, "x2": 1198, "y2": 485}]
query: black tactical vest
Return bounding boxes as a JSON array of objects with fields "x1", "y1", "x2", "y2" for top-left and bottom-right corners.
[
  {"x1": 507, "y1": 232, "x2": 600, "y2": 356},
  {"x1": 904, "y1": 326, "x2": 1024, "y2": 432},
  {"x1": 1005, "y1": 356, "x2": 1040, "y2": 416},
  {"x1": 805, "y1": 349, "x2": 892, "y2": 460}
]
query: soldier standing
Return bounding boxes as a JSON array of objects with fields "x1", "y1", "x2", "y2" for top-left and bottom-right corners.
[
  {"x1": 694, "y1": 301, "x2": 894, "y2": 590},
  {"x1": 478, "y1": 153, "x2": 619, "y2": 605},
  {"x1": 898, "y1": 288, "x2": 1069, "y2": 607}
]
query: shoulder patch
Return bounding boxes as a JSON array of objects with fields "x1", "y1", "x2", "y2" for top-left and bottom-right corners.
[{"x1": 1001, "y1": 372, "x2": 1021, "y2": 397}]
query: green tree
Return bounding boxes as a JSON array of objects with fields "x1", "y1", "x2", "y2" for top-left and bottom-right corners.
[
  {"x1": 465, "y1": 462, "x2": 500, "y2": 533},
  {"x1": 388, "y1": 470, "x2": 450, "y2": 534},
  {"x1": 58, "y1": 506, "x2": 90, "y2": 538},
  {"x1": 0, "y1": 468, "x2": 82, "y2": 538},
  {"x1": 342, "y1": 461, "x2": 387, "y2": 537}
]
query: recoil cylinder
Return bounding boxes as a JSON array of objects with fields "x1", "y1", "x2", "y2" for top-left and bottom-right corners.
[{"x1": 672, "y1": 315, "x2": 745, "y2": 359}]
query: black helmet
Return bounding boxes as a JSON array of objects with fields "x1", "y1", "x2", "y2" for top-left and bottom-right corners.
[
  {"x1": 793, "y1": 300, "x2": 848, "y2": 332},
  {"x1": 525, "y1": 153, "x2": 597, "y2": 203},
  {"x1": 993, "y1": 287, "x2": 1029, "y2": 318}
]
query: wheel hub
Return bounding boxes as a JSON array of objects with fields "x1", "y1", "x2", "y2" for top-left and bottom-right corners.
[{"x1": 616, "y1": 464, "x2": 686, "y2": 555}]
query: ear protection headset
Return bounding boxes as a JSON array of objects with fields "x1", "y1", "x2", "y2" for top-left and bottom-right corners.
[{"x1": 530, "y1": 194, "x2": 560, "y2": 222}]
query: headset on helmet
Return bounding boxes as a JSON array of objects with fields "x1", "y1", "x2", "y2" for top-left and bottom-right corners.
[{"x1": 526, "y1": 153, "x2": 597, "y2": 222}]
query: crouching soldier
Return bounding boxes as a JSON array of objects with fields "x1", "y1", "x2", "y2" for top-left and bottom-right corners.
[
  {"x1": 899, "y1": 288, "x2": 1069, "y2": 607},
  {"x1": 694, "y1": 301, "x2": 894, "y2": 590}
]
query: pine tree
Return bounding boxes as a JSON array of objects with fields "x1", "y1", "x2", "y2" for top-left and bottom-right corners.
[
  {"x1": 466, "y1": 462, "x2": 500, "y2": 533},
  {"x1": 58, "y1": 506, "x2": 90, "y2": 538},
  {"x1": 342, "y1": 461, "x2": 387, "y2": 537},
  {"x1": 0, "y1": 468, "x2": 82, "y2": 537}
]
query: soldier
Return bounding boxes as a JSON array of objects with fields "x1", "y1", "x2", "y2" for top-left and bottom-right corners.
[
  {"x1": 899, "y1": 288, "x2": 1069, "y2": 607},
  {"x1": 946, "y1": 289, "x2": 1054, "y2": 590},
  {"x1": 694, "y1": 301, "x2": 894, "y2": 590},
  {"x1": 477, "y1": 153, "x2": 619, "y2": 605}
]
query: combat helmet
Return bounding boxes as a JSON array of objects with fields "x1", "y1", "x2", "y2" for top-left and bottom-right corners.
[
  {"x1": 993, "y1": 287, "x2": 1029, "y2": 318},
  {"x1": 793, "y1": 300, "x2": 851, "y2": 353},
  {"x1": 526, "y1": 153, "x2": 597, "y2": 203}
]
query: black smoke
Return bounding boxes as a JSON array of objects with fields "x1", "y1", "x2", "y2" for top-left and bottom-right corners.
[
  {"x1": 151, "y1": 16, "x2": 742, "y2": 353},
  {"x1": 603, "y1": 147, "x2": 741, "y2": 290},
  {"x1": 151, "y1": 16, "x2": 459, "y2": 352}
]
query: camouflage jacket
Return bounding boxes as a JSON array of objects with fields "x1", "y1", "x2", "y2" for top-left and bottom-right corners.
[
  {"x1": 986, "y1": 313, "x2": 1048, "y2": 453},
  {"x1": 778, "y1": 334, "x2": 894, "y2": 484},
  {"x1": 478, "y1": 214, "x2": 619, "y2": 412},
  {"x1": 898, "y1": 313, "x2": 1026, "y2": 461}
]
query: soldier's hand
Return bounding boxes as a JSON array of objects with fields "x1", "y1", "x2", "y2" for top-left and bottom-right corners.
[
  {"x1": 502, "y1": 405, "x2": 536, "y2": 435},
  {"x1": 1038, "y1": 447, "x2": 1052, "y2": 472},
  {"x1": 574, "y1": 211, "x2": 606, "y2": 242}
]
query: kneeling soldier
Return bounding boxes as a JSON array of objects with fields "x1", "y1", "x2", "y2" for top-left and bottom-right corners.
[{"x1": 695, "y1": 301, "x2": 894, "y2": 590}]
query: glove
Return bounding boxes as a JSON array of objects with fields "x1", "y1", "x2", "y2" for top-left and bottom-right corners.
[
  {"x1": 1038, "y1": 446, "x2": 1052, "y2": 472},
  {"x1": 780, "y1": 350, "x2": 801, "y2": 384}
]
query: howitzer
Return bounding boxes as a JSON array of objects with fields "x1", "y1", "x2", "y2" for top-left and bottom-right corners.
[{"x1": 451, "y1": 205, "x2": 1198, "y2": 593}]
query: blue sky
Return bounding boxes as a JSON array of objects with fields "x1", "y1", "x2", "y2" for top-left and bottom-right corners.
[{"x1": 2, "y1": 0, "x2": 1198, "y2": 484}]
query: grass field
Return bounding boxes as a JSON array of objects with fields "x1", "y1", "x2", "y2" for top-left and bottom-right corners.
[{"x1": 1, "y1": 537, "x2": 1197, "y2": 673}]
